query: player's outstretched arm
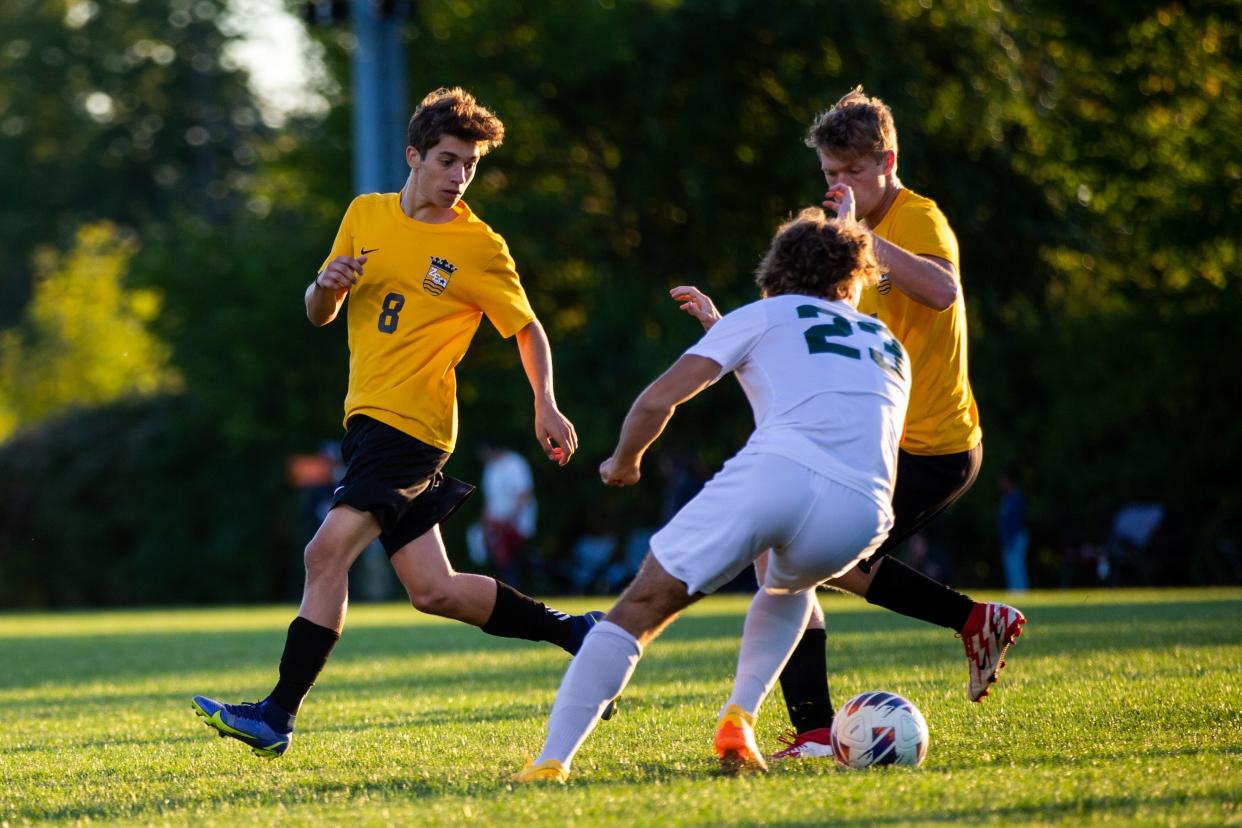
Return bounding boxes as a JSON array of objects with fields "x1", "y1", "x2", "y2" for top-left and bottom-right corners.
[
  {"x1": 514, "y1": 319, "x2": 578, "y2": 466},
  {"x1": 306, "y1": 255, "x2": 366, "y2": 326},
  {"x1": 600, "y1": 355, "x2": 720, "y2": 487},
  {"x1": 669, "y1": 285, "x2": 722, "y2": 331}
]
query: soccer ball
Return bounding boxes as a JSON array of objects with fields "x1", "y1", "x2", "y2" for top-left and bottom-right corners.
[{"x1": 830, "y1": 690, "x2": 929, "y2": 768}]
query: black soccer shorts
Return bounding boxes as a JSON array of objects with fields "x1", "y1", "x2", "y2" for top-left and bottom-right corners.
[
  {"x1": 328, "y1": 415, "x2": 475, "y2": 555},
  {"x1": 860, "y1": 442, "x2": 984, "y2": 569}
]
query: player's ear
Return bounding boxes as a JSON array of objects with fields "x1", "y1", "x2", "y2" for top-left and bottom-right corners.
[
  {"x1": 880, "y1": 150, "x2": 896, "y2": 176},
  {"x1": 406, "y1": 145, "x2": 422, "y2": 170}
]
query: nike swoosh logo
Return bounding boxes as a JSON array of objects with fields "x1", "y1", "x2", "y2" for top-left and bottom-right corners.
[{"x1": 361, "y1": 247, "x2": 380, "y2": 255}]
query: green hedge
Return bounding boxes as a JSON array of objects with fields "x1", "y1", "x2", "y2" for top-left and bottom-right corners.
[{"x1": 0, "y1": 396, "x2": 299, "y2": 607}]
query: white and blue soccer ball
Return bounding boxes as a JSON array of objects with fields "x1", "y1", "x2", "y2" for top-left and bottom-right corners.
[{"x1": 830, "y1": 690, "x2": 929, "y2": 768}]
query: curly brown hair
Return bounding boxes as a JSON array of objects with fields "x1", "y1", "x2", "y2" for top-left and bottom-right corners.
[
  {"x1": 407, "y1": 87, "x2": 505, "y2": 157},
  {"x1": 755, "y1": 208, "x2": 881, "y2": 301},
  {"x1": 804, "y1": 85, "x2": 897, "y2": 163}
]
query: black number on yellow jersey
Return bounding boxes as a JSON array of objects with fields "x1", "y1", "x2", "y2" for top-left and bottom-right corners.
[
  {"x1": 378, "y1": 292, "x2": 405, "y2": 333},
  {"x1": 796, "y1": 304, "x2": 905, "y2": 381}
]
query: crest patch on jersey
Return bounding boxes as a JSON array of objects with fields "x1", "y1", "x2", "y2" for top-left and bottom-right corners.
[
  {"x1": 422, "y1": 256, "x2": 459, "y2": 296},
  {"x1": 876, "y1": 271, "x2": 892, "y2": 295}
]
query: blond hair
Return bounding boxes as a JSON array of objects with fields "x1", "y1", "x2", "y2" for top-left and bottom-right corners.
[{"x1": 804, "y1": 85, "x2": 898, "y2": 163}]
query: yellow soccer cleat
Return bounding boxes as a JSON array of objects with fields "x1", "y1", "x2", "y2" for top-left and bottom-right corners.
[
  {"x1": 511, "y1": 757, "x2": 569, "y2": 784},
  {"x1": 714, "y1": 704, "x2": 768, "y2": 775}
]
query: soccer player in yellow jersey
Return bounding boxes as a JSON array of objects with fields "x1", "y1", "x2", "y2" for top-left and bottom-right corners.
[
  {"x1": 672, "y1": 87, "x2": 1026, "y2": 760},
  {"x1": 192, "y1": 87, "x2": 603, "y2": 758}
]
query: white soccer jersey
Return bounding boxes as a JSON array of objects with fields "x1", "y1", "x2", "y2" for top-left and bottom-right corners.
[{"x1": 686, "y1": 293, "x2": 911, "y2": 510}]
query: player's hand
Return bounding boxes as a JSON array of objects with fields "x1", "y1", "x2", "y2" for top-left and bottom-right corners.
[
  {"x1": 535, "y1": 402, "x2": 578, "y2": 466},
  {"x1": 669, "y1": 285, "x2": 722, "y2": 331},
  {"x1": 823, "y1": 184, "x2": 857, "y2": 223},
  {"x1": 315, "y1": 255, "x2": 367, "y2": 292},
  {"x1": 600, "y1": 455, "x2": 640, "y2": 487}
]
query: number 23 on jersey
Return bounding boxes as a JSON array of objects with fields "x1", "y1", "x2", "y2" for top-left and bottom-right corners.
[{"x1": 796, "y1": 304, "x2": 905, "y2": 380}]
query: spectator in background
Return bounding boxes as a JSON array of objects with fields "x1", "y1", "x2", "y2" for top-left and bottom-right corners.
[
  {"x1": 479, "y1": 442, "x2": 537, "y2": 590},
  {"x1": 658, "y1": 450, "x2": 705, "y2": 523},
  {"x1": 287, "y1": 442, "x2": 345, "y2": 599},
  {"x1": 998, "y1": 466, "x2": 1029, "y2": 592},
  {"x1": 568, "y1": 510, "x2": 618, "y2": 595}
]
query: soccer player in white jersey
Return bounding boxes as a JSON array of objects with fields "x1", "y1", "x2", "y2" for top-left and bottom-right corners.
[{"x1": 512, "y1": 207, "x2": 911, "y2": 782}]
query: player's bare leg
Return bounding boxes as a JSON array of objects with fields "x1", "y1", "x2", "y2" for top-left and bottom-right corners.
[
  {"x1": 391, "y1": 526, "x2": 499, "y2": 626},
  {"x1": 602, "y1": 552, "x2": 701, "y2": 645},
  {"x1": 823, "y1": 557, "x2": 875, "y2": 596},
  {"x1": 514, "y1": 553, "x2": 700, "y2": 783},
  {"x1": 298, "y1": 505, "x2": 385, "y2": 631},
  {"x1": 392, "y1": 524, "x2": 604, "y2": 654}
]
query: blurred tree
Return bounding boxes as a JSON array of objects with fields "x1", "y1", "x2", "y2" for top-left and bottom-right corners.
[
  {"x1": 0, "y1": 395, "x2": 295, "y2": 607},
  {"x1": 125, "y1": 207, "x2": 349, "y2": 449},
  {"x1": 0, "y1": 222, "x2": 179, "y2": 439},
  {"x1": 0, "y1": 0, "x2": 266, "y2": 325},
  {"x1": 1, "y1": 0, "x2": 1238, "y2": 605},
  {"x1": 375, "y1": 0, "x2": 1241, "y2": 580},
  {"x1": 944, "y1": 0, "x2": 1242, "y2": 568}
]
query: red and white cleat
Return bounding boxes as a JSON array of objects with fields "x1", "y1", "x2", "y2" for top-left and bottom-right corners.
[
  {"x1": 768, "y1": 727, "x2": 834, "y2": 761},
  {"x1": 960, "y1": 601, "x2": 1027, "y2": 701}
]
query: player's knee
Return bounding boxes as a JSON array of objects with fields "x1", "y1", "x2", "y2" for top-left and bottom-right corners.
[
  {"x1": 303, "y1": 537, "x2": 347, "y2": 580},
  {"x1": 407, "y1": 584, "x2": 457, "y2": 617}
]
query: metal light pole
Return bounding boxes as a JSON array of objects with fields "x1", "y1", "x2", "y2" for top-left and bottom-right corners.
[
  {"x1": 306, "y1": 1, "x2": 410, "y2": 196},
  {"x1": 350, "y1": 1, "x2": 409, "y2": 195}
]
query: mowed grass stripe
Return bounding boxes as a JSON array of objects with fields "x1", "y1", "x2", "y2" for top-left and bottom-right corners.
[{"x1": 1, "y1": 588, "x2": 1239, "y2": 826}]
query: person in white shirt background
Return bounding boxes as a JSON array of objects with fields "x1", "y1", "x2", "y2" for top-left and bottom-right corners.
[{"x1": 478, "y1": 442, "x2": 537, "y2": 590}]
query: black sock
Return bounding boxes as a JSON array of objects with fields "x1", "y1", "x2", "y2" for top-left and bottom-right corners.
[
  {"x1": 264, "y1": 616, "x2": 340, "y2": 727},
  {"x1": 481, "y1": 580, "x2": 576, "y2": 653},
  {"x1": 866, "y1": 557, "x2": 975, "y2": 631},
  {"x1": 777, "y1": 627, "x2": 834, "y2": 734}
]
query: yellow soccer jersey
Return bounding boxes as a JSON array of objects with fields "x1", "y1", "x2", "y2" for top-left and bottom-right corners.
[
  {"x1": 858, "y1": 188, "x2": 981, "y2": 456},
  {"x1": 319, "y1": 193, "x2": 536, "y2": 452}
]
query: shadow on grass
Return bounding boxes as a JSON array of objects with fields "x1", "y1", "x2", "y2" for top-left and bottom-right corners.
[
  {"x1": 4, "y1": 597, "x2": 1241, "y2": 704},
  {"x1": 12, "y1": 771, "x2": 473, "y2": 823},
  {"x1": 762, "y1": 789, "x2": 1241, "y2": 827},
  {"x1": 16, "y1": 777, "x2": 1237, "y2": 825}
]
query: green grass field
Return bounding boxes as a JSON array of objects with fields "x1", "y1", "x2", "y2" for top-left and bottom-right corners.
[{"x1": 2, "y1": 588, "x2": 1240, "y2": 826}]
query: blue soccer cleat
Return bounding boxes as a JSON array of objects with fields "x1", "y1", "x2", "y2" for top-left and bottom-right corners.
[
  {"x1": 566, "y1": 609, "x2": 607, "y2": 655},
  {"x1": 192, "y1": 695, "x2": 292, "y2": 758},
  {"x1": 566, "y1": 610, "x2": 619, "y2": 721}
]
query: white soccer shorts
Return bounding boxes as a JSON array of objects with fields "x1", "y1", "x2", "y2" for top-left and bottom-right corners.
[{"x1": 650, "y1": 452, "x2": 892, "y2": 596}]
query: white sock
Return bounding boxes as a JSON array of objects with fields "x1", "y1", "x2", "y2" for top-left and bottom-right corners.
[
  {"x1": 725, "y1": 589, "x2": 816, "y2": 717},
  {"x1": 536, "y1": 620, "x2": 643, "y2": 768}
]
